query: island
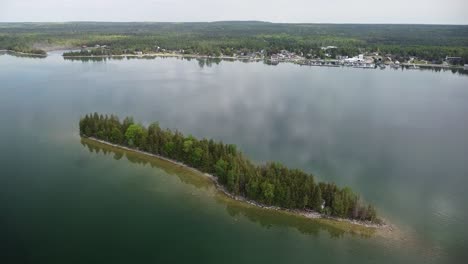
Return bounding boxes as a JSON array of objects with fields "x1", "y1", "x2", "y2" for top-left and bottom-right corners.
[{"x1": 80, "y1": 113, "x2": 381, "y2": 225}]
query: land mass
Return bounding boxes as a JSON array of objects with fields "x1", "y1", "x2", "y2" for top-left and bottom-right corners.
[
  {"x1": 1, "y1": 22, "x2": 467, "y2": 66},
  {"x1": 80, "y1": 113, "x2": 382, "y2": 226}
]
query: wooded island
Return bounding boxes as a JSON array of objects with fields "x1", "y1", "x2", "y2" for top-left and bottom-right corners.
[{"x1": 79, "y1": 113, "x2": 379, "y2": 223}]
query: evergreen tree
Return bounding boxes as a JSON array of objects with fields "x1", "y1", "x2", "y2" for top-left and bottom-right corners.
[{"x1": 79, "y1": 113, "x2": 379, "y2": 222}]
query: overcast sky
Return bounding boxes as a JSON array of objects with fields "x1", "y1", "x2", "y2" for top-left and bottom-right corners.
[{"x1": 1, "y1": 0, "x2": 467, "y2": 24}]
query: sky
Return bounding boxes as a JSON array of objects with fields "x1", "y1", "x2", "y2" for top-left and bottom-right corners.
[{"x1": 1, "y1": 0, "x2": 467, "y2": 24}]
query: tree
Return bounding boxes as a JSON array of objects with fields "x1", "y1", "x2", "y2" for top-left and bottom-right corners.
[
  {"x1": 192, "y1": 147, "x2": 203, "y2": 167},
  {"x1": 214, "y1": 158, "x2": 228, "y2": 183},
  {"x1": 183, "y1": 138, "x2": 193, "y2": 163},
  {"x1": 78, "y1": 113, "x2": 379, "y2": 222},
  {"x1": 163, "y1": 141, "x2": 175, "y2": 157},
  {"x1": 261, "y1": 181, "x2": 275, "y2": 204},
  {"x1": 311, "y1": 185, "x2": 322, "y2": 212},
  {"x1": 246, "y1": 178, "x2": 259, "y2": 200},
  {"x1": 125, "y1": 124, "x2": 146, "y2": 148},
  {"x1": 367, "y1": 205, "x2": 377, "y2": 222},
  {"x1": 226, "y1": 169, "x2": 238, "y2": 193},
  {"x1": 122, "y1": 116, "x2": 134, "y2": 133},
  {"x1": 332, "y1": 193, "x2": 345, "y2": 217},
  {"x1": 110, "y1": 127, "x2": 123, "y2": 144}
]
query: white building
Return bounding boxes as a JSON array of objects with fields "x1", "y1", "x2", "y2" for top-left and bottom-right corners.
[
  {"x1": 344, "y1": 54, "x2": 364, "y2": 63},
  {"x1": 321, "y1": 46, "x2": 337, "y2": 50}
]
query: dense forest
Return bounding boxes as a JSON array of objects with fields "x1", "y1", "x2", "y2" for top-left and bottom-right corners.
[
  {"x1": 79, "y1": 113, "x2": 379, "y2": 223},
  {"x1": 1, "y1": 22, "x2": 468, "y2": 63}
]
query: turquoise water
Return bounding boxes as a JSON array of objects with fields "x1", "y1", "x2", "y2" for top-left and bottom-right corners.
[{"x1": 1, "y1": 52, "x2": 467, "y2": 263}]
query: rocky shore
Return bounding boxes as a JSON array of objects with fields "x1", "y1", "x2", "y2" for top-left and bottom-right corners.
[{"x1": 85, "y1": 136, "x2": 391, "y2": 231}]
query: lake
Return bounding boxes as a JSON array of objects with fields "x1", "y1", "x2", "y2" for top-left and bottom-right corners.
[{"x1": 1, "y1": 52, "x2": 467, "y2": 263}]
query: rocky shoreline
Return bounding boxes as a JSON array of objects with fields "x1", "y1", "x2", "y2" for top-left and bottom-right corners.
[{"x1": 85, "y1": 136, "x2": 390, "y2": 231}]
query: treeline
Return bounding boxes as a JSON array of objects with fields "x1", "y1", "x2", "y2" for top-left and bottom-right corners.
[
  {"x1": 63, "y1": 49, "x2": 113, "y2": 57},
  {"x1": 2, "y1": 22, "x2": 468, "y2": 63},
  {"x1": 79, "y1": 113, "x2": 379, "y2": 222},
  {"x1": 0, "y1": 33, "x2": 47, "y2": 55}
]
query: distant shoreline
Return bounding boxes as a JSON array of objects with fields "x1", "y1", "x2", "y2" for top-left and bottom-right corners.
[
  {"x1": 61, "y1": 52, "x2": 466, "y2": 70},
  {"x1": 0, "y1": 49, "x2": 47, "y2": 57},
  {"x1": 84, "y1": 136, "x2": 390, "y2": 232},
  {"x1": 63, "y1": 52, "x2": 263, "y2": 61},
  {"x1": 2, "y1": 48, "x2": 462, "y2": 70}
]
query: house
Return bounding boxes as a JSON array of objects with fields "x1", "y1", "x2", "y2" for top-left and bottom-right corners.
[
  {"x1": 135, "y1": 51, "x2": 143, "y2": 55},
  {"x1": 344, "y1": 54, "x2": 364, "y2": 63},
  {"x1": 445, "y1": 56, "x2": 462, "y2": 64}
]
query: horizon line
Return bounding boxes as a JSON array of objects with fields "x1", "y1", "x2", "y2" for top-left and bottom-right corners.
[{"x1": 1, "y1": 20, "x2": 468, "y2": 26}]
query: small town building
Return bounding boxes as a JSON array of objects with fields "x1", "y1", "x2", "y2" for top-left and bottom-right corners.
[
  {"x1": 446, "y1": 56, "x2": 462, "y2": 64},
  {"x1": 321, "y1": 46, "x2": 337, "y2": 50}
]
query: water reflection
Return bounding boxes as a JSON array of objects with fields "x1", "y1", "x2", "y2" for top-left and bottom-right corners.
[
  {"x1": 80, "y1": 138, "x2": 211, "y2": 190},
  {"x1": 399, "y1": 65, "x2": 468, "y2": 76},
  {"x1": 3, "y1": 51, "x2": 46, "y2": 59},
  {"x1": 62, "y1": 54, "x2": 468, "y2": 75},
  {"x1": 221, "y1": 196, "x2": 374, "y2": 239},
  {"x1": 80, "y1": 137, "x2": 375, "y2": 239},
  {"x1": 63, "y1": 55, "x2": 264, "y2": 68}
]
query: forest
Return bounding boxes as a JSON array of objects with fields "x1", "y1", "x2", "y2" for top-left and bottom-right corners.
[
  {"x1": 1, "y1": 22, "x2": 468, "y2": 63},
  {"x1": 79, "y1": 113, "x2": 379, "y2": 223}
]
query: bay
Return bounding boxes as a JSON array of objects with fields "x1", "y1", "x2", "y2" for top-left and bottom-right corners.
[{"x1": 1, "y1": 52, "x2": 467, "y2": 263}]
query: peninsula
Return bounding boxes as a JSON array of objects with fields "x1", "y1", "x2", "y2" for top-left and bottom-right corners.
[{"x1": 80, "y1": 113, "x2": 380, "y2": 224}]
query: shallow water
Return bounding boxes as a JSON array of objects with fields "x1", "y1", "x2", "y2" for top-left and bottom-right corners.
[{"x1": 1, "y1": 53, "x2": 467, "y2": 263}]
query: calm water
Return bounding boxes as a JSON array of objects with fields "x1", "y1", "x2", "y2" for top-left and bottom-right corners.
[{"x1": 1, "y1": 52, "x2": 467, "y2": 263}]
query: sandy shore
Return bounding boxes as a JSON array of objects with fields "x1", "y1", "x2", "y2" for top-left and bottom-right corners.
[{"x1": 85, "y1": 136, "x2": 390, "y2": 231}]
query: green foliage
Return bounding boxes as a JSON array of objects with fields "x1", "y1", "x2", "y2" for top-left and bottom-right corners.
[
  {"x1": 79, "y1": 113, "x2": 380, "y2": 222},
  {"x1": 110, "y1": 127, "x2": 123, "y2": 144},
  {"x1": 311, "y1": 186, "x2": 323, "y2": 212},
  {"x1": 261, "y1": 181, "x2": 275, "y2": 204},
  {"x1": 214, "y1": 158, "x2": 228, "y2": 183},
  {"x1": 2, "y1": 22, "x2": 468, "y2": 63},
  {"x1": 124, "y1": 124, "x2": 146, "y2": 148}
]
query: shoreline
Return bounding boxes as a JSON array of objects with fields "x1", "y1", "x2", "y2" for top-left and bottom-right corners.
[
  {"x1": 0, "y1": 49, "x2": 47, "y2": 57},
  {"x1": 84, "y1": 136, "x2": 390, "y2": 231},
  {"x1": 61, "y1": 52, "x2": 466, "y2": 70},
  {"x1": 62, "y1": 52, "x2": 263, "y2": 61},
  {"x1": 2, "y1": 47, "x2": 465, "y2": 71}
]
